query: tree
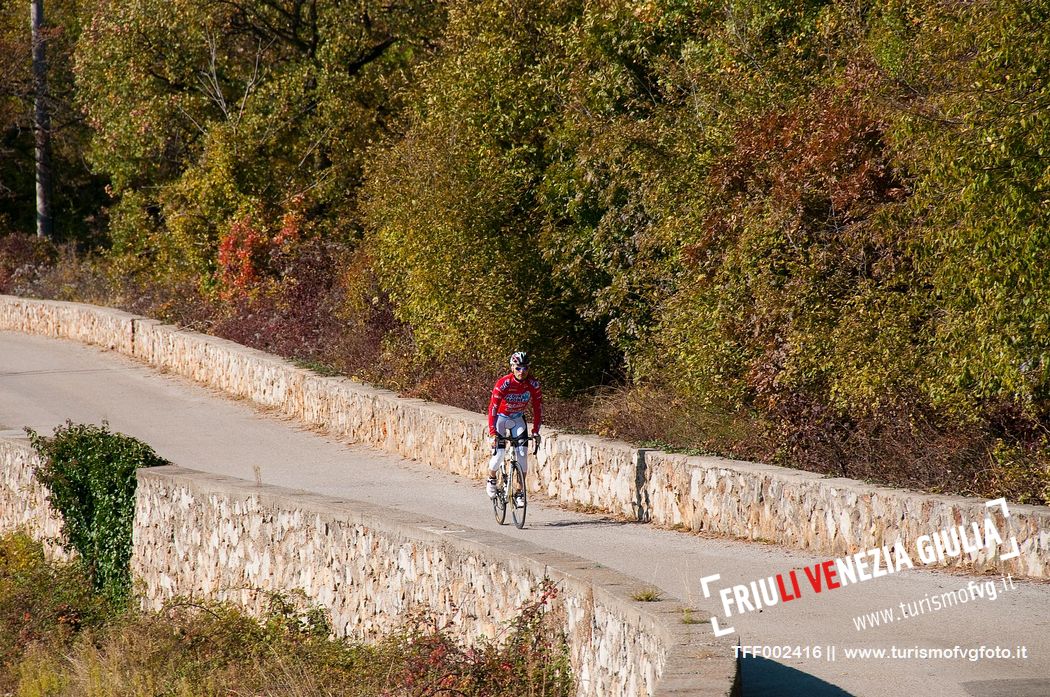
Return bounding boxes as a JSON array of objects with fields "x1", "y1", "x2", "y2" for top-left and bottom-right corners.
[
  {"x1": 31, "y1": 0, "x2": 53, "y2": 239},
  {"x1": 362, "y1": 0, "x2": 614, "y2": 388},
  {"x1": 74, "y1": 0, "x2": 445, "y2": 288},
  {"x1": 1, "y1": 0, "x2": 105, "y2": 242}
]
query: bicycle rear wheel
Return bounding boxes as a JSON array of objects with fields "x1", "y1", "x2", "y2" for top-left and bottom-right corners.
[
  {"x1": 492, "y1": 468, "x2": 507, "y2": 525},
  {"x1": 511, "y1": 464, "x2": 527, "y2": 529}
]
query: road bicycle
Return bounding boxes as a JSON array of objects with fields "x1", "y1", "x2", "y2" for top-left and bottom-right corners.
[{"x1": 491, "y1": 432, "x2": 539, "y2": 529}]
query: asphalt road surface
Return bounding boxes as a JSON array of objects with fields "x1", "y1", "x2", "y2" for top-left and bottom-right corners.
[{"x1": 2, "y1": 330, "x2": 1048, "y2": 697}]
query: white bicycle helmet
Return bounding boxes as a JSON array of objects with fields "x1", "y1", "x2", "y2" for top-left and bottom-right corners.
[{"x1": 509, "y1": 351, "x2": 530, "y2": 369}]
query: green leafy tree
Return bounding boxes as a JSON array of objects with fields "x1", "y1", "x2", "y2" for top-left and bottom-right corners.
[
  {"x1": 75, "y1": 0, "x2": 445, "y2": 289},
  {"x1": 875, "y1": 0, "x2": 1050, "y2": 418},
  {"x1": 363, "y1": 0, "x2": 616, "y2": 387}
]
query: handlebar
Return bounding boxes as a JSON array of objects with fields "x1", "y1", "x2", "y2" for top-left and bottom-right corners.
[{"x1": 493, "y1": 433, "x2": 540, "y2": 455}]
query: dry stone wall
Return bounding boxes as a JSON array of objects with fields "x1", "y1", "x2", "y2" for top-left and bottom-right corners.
[
  {"x1": 2, "y1": 295, "x2": 1048, "y2": 579},
  {"x1": 0, "y1": 437, "x2": 66, "y2": 558},
  {"x1": 133, "y1": 467, "x2": 736, "y2": 697},
  {"x1": 0, "y1": 438, "x2": 737, "y2": 697}
]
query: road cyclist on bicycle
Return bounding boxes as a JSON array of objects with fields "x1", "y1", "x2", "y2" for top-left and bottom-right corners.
[{"x1": 486, "y1": 351, "x2": 542, "y2": 505}]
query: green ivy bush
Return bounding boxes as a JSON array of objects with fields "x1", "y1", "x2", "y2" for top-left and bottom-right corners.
[{"x1": 27, "y1": 422, "x2": 167, "y2": 606}]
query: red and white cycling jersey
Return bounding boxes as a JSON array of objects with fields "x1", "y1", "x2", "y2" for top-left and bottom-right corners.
[{"x1": 488, "y1": 373, "x2": 543, "y2": 434}]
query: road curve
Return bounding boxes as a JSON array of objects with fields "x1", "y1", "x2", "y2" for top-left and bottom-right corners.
[{"x1": 2, "y1": 329, "x2": 1048, "y2": 697}]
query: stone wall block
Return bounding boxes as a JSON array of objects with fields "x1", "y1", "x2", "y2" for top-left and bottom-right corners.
[{"x1": 0, "y1": 438, "x2": 68, "y2": 558}]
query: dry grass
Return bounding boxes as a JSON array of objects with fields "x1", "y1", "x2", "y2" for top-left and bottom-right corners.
[
  {"x1": 631, "y1": 587, "x2": 663, "y2": 603},
  {"x1": 1, "y1": 534, "x2": 574, "y2": 697}
]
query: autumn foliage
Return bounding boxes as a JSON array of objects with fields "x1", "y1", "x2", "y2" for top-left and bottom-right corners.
[{"x1": 0, "y1": 0, "x2": 1047, "y2": 503}]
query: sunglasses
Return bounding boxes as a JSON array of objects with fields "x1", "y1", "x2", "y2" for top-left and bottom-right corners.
[{"x1": 512, "y1": 366, "x2": 528, "y2": 372}]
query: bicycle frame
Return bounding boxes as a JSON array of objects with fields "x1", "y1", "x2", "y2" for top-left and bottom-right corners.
[{"x1": 490, "y1": 426, "x2": 539, "y2": 529}]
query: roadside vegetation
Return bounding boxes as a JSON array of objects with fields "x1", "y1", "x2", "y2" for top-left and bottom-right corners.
[
  {"x1": 1, "y1": 0, "x2": 1047, "y2": 504},
  {"x1": 0, "y1": 533, "x2": 574, "y2": 696}
]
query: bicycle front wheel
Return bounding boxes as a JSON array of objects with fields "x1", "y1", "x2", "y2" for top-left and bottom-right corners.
[
  {"x1": 511, "y1": 464, "x2": 527, "y2": 529},
  {"x1": 492, "y1": 469, "x2": 507, "y2": 525}
]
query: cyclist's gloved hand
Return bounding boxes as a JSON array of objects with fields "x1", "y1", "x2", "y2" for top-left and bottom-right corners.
[{"x1": 532, "y1": 433, "x2": 541, "y2": 446}]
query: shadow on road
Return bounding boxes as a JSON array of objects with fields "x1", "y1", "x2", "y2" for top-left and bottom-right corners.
[
  {"x1": 540, "y1": 517, "x2": 632, "y2": 528},
  {"x1": 741, "y1": 657, "x2": 855, "y2": 697}
]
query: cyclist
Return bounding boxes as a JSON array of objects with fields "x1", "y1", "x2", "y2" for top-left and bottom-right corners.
[{"x1": 486, "y1": 351, "x2": 542, "y2": 500}]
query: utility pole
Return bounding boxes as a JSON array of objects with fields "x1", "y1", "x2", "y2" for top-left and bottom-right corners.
[{"x1": 31, "y1": 0, "x2": 53, "y2": 239}]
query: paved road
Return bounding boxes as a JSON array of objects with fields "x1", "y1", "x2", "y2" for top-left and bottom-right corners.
[{"x1": 2, "y1": 330, "x2": 1048, "y2": 697}]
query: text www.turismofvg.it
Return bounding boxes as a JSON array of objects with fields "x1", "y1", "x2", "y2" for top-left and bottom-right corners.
[{"x1": 852, "y1": 574, "x2": 1018, "y2": 631}]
